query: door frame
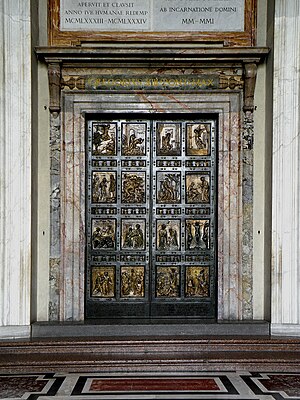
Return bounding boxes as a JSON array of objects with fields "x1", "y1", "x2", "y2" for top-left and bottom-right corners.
[{"x1": 56, "y1": 91, "x2": 243, "y2": 321}]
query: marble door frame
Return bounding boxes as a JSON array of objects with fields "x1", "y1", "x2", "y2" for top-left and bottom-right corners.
[{"x1": 48, "y1": 90, "x2": 244, "y2": 321}]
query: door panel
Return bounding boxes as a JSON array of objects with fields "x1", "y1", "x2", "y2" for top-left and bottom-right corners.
[{"x1": 85, "y1": 115, "x2": 216, "y2": 319}]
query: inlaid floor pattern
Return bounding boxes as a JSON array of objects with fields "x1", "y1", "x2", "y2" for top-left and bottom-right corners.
[{"x1": 1, "y1": 372, "x2": 300, "y2": 399}]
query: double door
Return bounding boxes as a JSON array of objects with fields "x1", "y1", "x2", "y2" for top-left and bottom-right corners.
[{"x1": 86, "y1": 115, "x2": 217, "y2": 318}]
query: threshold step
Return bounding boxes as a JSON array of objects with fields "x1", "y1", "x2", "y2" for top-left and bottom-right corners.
[{"x1": 32, "y1": 320, "x2": 270, "y2": 337}]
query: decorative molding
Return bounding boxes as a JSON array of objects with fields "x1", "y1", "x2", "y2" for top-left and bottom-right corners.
[
  {"x1": 219, "y1": 75, "x2": 243, "y2": 90},
  {"x1": 62, "y1": 76, "x2": 85, "y2": 91},
  {"x1": 39, "y1": 47, "x2": 268, "y2": 117},
  {"x1": 37, "y1": 46, "x2": 269, "y2": 64}
]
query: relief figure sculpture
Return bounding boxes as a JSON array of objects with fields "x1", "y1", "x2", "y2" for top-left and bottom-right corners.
[
  {"x1": 157, "y1": 220, "x2": 180, "y2": 251},
  {"x1": 92, "y1": 219, "x2": 116, "y2": 249},
  {"x1": 186, "y1": 174, "x2": 210, "y2": 203},
  {"x1": 122, "y1": 123, "x2": 146, "y2": 156},
  {"x1": 186, "y1": 123, "x2": 210, "y2": 156},
  {"x1": 185, "y1": 266, "x2": 209, "y2": 297},
  {"x1": 122, "y1": 172, "x2": 145, "y2": 203},
  {"x1": 92, "y1": 172, "x2": 116, "y2": 203},
  {"x1": 122, "y1": 220, "x2": 145, "y2": 250},
  {"x1": 156, "y1": 123, "x2": 181, "y2": 156},
  {"x1": 121, "y1": 267, "x2": 145, "y2": 297},
  {"x1": 156, "y1": 267, "x2": 180, "y2": 297},
  {"x1": 186, "y1": 220, "x2": 210, "y2": 250},
  {"x1": 157, "y1": 172, "x2": 180, "y2": 203},
  {"x1": 92, "y1": 123, "x2": 116, "y2": 156},
  {"x1": 91, "y1": 267, "x2": 115, "y2": 298}
]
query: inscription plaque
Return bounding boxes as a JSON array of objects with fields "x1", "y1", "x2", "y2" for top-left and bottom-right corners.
[
  {"x1": 61, "y1": 0, "x2": 245, "y2": 32},
  {"x1": 49, "y1": 0, "x2": 256, "y2": 46}
]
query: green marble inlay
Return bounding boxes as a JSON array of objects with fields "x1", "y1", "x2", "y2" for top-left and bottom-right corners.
[{"x1": 85, "y1": 75, "x2": 219, "y2": 91}]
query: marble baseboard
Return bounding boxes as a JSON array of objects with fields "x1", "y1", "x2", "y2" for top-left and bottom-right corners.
[
  {"x1": 0, "y1": 326, "x2": 31, "y2": 339},
  {"x1": 271, "y1": 324, "x2": 300, "y2": 337}
]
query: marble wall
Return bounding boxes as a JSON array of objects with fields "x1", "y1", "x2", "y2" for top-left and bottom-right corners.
[
  {"x1": 3, "y1": 0, "x2": 300, "y2": 336},
  {"x1": 0, "y1": 0, "x2": 32, "y2": 338},
  {"x1": 271, "y1": 0, "x2": 300, "y2": 336}
]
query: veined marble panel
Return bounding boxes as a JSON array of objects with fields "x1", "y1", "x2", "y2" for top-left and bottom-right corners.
[
  {"x1": 272, "y1": 0, "x2": 300, "y2": 333},
  {"x1": 0, "y1": 0, "x2": 31, "y2": 331},
  {"x1": 50, "y1": 90, "x2": 245, "y2": 321}
]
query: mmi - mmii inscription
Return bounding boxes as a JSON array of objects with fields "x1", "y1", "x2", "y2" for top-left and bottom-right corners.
[{"x1": 60, "y1": 0, "x2": 245, "y2": 32}]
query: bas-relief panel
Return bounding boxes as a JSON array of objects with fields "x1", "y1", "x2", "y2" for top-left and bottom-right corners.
[{"x1": 50, "y1": 88, "x2": 251, "y2": 321}]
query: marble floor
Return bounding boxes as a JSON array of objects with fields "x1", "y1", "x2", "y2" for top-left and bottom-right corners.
[{"x1": 0, "y1": 371, "x2": 300, "y2": 400}]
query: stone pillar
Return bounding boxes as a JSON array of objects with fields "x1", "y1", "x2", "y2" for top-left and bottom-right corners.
[
  {"x1": 0, "y1": 1, "x2": 32, "y2": 338},
  {"x1": 271, "y1": 1, "x2": 300, "y2": 335}
]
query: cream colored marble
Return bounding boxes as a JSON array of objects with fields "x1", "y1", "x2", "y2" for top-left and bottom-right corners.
[
  {"x1": 0, "y1": 0, "x2": 31, "y2": 335},
  {"x1": 271, "y1": 0, "x2": 300, "y2": 335}
]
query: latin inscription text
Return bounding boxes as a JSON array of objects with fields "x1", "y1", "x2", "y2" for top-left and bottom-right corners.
[{"x1": 60, "y1": 0, "x2": 245, "y2": 32}]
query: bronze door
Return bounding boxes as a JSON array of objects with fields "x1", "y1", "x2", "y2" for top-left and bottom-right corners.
[{"x1": 85, "y1": 115, "x2": 217, "y2": 319}]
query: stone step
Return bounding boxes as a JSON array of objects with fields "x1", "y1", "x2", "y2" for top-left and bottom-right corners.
[
  {"x1": 1, "y1": 335, "x2": 300, "y2": 373},
  {"x1": 31, "y1": 320, "x2": 270, "y2": 337}
]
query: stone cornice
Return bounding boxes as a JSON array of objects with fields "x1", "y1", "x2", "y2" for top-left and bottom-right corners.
[
  {"x1": 37, "y1": 46, "x2": 268, "y2": 115},
  {"x1": 36, "y1": 46, "x2": 269, "y2": 65}
]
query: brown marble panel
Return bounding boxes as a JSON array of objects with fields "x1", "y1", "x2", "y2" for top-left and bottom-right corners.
[{"x1": 90, "y1": 377, "x2": 220, "y2": 391}]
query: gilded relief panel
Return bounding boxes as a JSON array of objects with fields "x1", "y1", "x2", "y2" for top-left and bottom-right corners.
[
  {"x1": 121, "y1": 219, "x2": 146, "y2": 250},
  {"x1": 186, "y1": 123, "x2": 211, "y2": 156},
  {"x1": 186, "y1": 219, "x2": 210, "y2": 250},
  {"x1": 156, "y1": 172, "x2": 181, "y2": 204},
  {"x1": 91, "y1": 266, "x2": 115, "y2": 298},
  {"x1": 185, "y1": 266, "x2": 210, "y2": 298},
  {"x1": 91, "y1": 219, "x2": 116, "y2": 250},
  {"x1": 121, "y1": 123, "x2": 146, "y2": 156},
  {"x1": 156, "y1": 123, "x2": 181, "y2": 156},
  {"x1": 121, "y1": 266, "x2": 145, "y2": 298},
  {"x1": 92, "y1": 123, "x2": 117, "y2": 156},
  {"x1": 156, "y1": 266, "x2": 180, "y2": 298},
  {"x1": 186, "y1": 173, "x2": 210, "y2": 204},
  {"x1": 121, "y1": 172, "x2": 146, "y2": 204},
  {"x1": 92, "y1": 171, "x2": 116, "y2": 203},
  {"x1": 156, "y1": 219, "x2": 180, "y2": 251}
]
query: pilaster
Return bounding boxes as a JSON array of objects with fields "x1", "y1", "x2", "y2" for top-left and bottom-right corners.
[
  {"x1": 0, "y1": 0, "x2": 32, "y2": 337},
  {"x1": 271, "y1": 1, "x2": 300, "y2": 335}
]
